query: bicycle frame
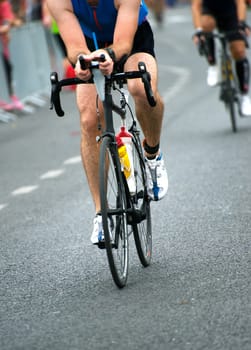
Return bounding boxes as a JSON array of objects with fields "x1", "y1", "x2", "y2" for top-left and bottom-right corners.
[{"x1": 199, "y1": 30, "x2": 245, "y2": 132}]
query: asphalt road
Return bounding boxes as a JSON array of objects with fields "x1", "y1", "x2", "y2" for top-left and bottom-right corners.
[{"x1": 1, "y1": 5, "x2": 251, "y2": 350}]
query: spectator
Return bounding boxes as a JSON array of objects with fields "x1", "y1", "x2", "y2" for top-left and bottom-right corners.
[
  {"x1": 25, "y1": 0, "x2": 42, "y2": 21},
  {"x1": 10, "y1": 0, "x2": 26, "y2": 24},
  {"x1": 30, "y1": 0, "x2": 42, "y2": 21},
  {"x1": 145, "y1": 0, "x2": 167, "y2": 26},
  {"x1": 0, "y1": 0, "x2": 24, "y2": 111},
  {"x1": 42, "y1": 0, "x2": 76, "y2": 88}
]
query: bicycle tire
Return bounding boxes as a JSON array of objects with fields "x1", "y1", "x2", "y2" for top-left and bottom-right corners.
[
  {"x1": 130, "y1": 132, "x2": 152, "y2": 267},
  {"x1": 99, "y1": 136, "x2": 129, "y2": 288},
  {"x1": 220, "y1": 58, "x2": 238, "y2": 133},
  {"x1": 225, "y1": 86, "x2": 237, "y2": 133}
]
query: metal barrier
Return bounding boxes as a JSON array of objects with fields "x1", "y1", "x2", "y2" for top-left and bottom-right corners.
[{"x1": 0, "y1": 21, "x2": 65, "y2": 123}]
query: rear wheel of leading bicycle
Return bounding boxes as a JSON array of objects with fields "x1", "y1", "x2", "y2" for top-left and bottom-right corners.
[
  {"x1": 130, "y1": 134, "x2": 152, "y2": 267},
  {"x1": 99, "y1": 136, "x2": 129, "y2": 288}
]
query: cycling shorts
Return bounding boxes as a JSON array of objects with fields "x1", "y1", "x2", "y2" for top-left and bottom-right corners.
[
  {"x1": 202, "y1": 6, "x2": 243, "y2": 42},
  {"x1": 85, "y1": 20, "x2": 155, "y2": 70}
]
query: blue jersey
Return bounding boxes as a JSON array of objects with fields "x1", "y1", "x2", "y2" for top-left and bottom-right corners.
[{"x1": 71, "y1": 0, "x2": 148, "y2": 42}]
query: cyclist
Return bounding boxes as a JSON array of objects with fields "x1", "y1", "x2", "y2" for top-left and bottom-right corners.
[
  {"x1": 46, "y1": 0, "x2": 168, "y2": 247},
  {"x1": 191, "y1": 0, "x2": 251, "y2": 116},
  {"x1": 144, "y1": 0, "x2": 166, "y2": 26}
]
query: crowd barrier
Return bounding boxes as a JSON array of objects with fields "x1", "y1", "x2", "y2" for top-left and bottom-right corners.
[{"x1": 0, "y1": 21, "x2": 65, "y2": 123}]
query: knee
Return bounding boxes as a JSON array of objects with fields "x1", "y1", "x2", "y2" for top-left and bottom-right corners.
[
  {"x1": 129, "y1": 80, "x2": 158, "y2": 105},
  {"x1": 231, "y1": 43, "x2": 246, "y2": 60},
  {"x1": 129, "y1": 81, "x2": 146, "y2": 101},
  {"x1": 201, "y1": 16, "x2": 215, "y2": 32},
  {"x1": 79, "y1": 109, "x2": 98, "y2": 135}
]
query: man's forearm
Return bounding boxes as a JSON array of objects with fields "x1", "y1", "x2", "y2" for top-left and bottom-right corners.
[
  {"x1": 236, "y1": 0, "x2": 247, "y2": 21},
  {"x1": 191, "y1": 0, "x2": 202, "y2": 29}
]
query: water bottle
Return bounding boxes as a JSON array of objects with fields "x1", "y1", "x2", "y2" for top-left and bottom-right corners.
[{"x1": 116, "y1": 126, "x2": 136, "y2": 195}]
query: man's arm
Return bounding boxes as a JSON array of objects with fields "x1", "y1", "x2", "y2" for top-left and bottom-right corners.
[
  {"x1": 46, "y1": 0, "x2": 91, "y2": 65},
  {"x1": 236, "y1": 0, "x2": 247, "y2": 22},
  {"x1": 111, "y1": 0, "x2": 141, "y2": 60},
  {"x1": 191, "y1": 0, "x2": 203, "y2": 29}
]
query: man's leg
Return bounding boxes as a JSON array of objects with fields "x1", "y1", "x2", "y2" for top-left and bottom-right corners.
[
  {"x1": 201, "y1": 15, "x2": 219, "y2": 86},
  {"x1": 76, "y1": 84, "x2": 104, "y2": 214},
  {"x1": 230, "y1": 40, "x2": 249, "y2": 92},
  {"x1": 230, "y1": 40, "x2": 251, "y2": 116},
  {"x1": 77, "y1": 84, "x2": 107, "y2": 246},
  {"x1": 125, "y1": 53, "x2": 163, "y2": 155},
  {"x1": 125, "y1": 52, "x2": 168, "y2": 201}
]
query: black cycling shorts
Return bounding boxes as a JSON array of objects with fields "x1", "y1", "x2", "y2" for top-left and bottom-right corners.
[
  {"x1": 54, "y1": 33, "x2": 67, "y2": 57},
  {"x1": 202, "y1": 6, "x2": 243, "y2": 42},
  {"x1": 85, "y1": 20, "x2": 155, "y2": 69}
]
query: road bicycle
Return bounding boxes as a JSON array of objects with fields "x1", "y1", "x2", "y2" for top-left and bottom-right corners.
[
  {"x1": 199, "y1": 30, "x2": 248, "y2": 133},
  {"x1": 50, "y1": 56, "x2": 156, "y2": 288}
]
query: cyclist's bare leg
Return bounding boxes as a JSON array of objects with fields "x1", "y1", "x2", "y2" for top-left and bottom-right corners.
[
  {"x1": 201, "y1": 14, "x2": 216, "y2": 32},
  {"x1": 201, "y1": 15, "x2": 217, "y2": 64},
  {"x1": 229, "y1": 40, "x2": 246, "y2": 60},
  {"x1": 230, "y1": 40, "x2": 250, "y2": 95},
  {"x1": 125, "y1": 52, "x2": 164, "y2": 158},
  {"x1": 76, "y1": 84, "x2": 104, "y2": 214}
]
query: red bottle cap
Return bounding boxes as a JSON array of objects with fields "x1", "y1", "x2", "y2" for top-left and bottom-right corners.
[{"x1": 117, "y1": 126, "x2": 132, "y2": 138}]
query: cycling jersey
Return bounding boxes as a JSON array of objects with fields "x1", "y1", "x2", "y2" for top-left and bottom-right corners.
[
  {"x1": 202, "y1": 0, "x2": 236, "y2": 15},
  {"x1": 71, "y1": 0, "x2": 148, "y2": 42}
]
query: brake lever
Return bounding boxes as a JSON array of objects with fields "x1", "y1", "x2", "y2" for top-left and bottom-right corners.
[
  {"x1": 50, "y1": 72, "x2": 65, "y2": 117},
  {"x1": 138, "y1": 62, "x2": 156, "y2": 107}
]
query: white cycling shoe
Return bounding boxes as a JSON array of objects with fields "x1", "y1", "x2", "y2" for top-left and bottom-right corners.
[
  {"x1": 145, "y1": 152, "x2": 168, "y2": 201},
  {"x1": 240, "y1": 94, "x2": 251, "y2": 116},
  {"x1": 91, "y1": 214, "x2": 105, "y2": 248},
  {"x1": 207, "y1": 65, "x2": 220, "y2": 87}
]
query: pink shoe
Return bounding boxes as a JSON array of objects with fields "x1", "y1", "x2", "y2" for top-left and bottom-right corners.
[
  {"x1": 10, "y1": 95, "x2": 24, "y2": 110},
  {"x1": 0, "y1": 99, "x2": 15, "y2": 111}
]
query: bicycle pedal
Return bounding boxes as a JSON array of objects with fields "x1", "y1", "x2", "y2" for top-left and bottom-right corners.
[
  {"x1": 97, "y1": 240, "x2": 106, "y2": 249},
  {"x1": 137, "y1": 190, "x2": 144, "y2": 199}
]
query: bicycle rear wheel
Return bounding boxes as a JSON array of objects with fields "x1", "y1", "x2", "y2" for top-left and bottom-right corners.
[
  {"x1": 99, "y1": 136, "x2": 129, "y2": 288},
  {"x1": 130, "y1": 132, "x2": 152, "y2": 267}
]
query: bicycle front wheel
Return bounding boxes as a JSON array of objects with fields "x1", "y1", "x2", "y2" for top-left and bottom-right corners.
[
  {"x1": 226, "y1": 87, "x2": 237, "y2": 133},
  {"x1": 221, "y1": 79, "x2": 237, "y2": 133},
  {"x1": 99, "y1": 136, "x2": 129, "y2": 288},
  {"x1": 131, "y1": 134, "x2": 152, "y2": 267}
]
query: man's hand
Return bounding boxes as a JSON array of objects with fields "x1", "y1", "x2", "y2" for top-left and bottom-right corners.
[
  {"x1": 88, "y1": 49, "x2": 114, "y2": 76},
  {"x1": 192, "y1": 29, "x2": 205, "y2": 56},
  {"x1": 238, "y1": 20, "x2": 251, "y2": 36},
  {"x1": 0, "y1": 23, "x2": 10, "y2": 35},
  {"x1": 74, "y1": 55, "x2": 92, "y2": 81},
  {"x1": 75, "y1": 50, "x2": 114, "y2": 80}
]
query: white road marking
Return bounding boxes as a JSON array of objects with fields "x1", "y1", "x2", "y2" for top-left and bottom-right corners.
[
  {"x1": 40, "y1": 169, "x2": 65, "y2": 180},
  {"x1": 0, "y1": 203, "x2": 8, "y2": 211},
  {"x1": 159, "y1": 64, "x2": 191, "y2": 103},
  {"x1": 167, "y1": 15, "x2": 191, "y2": 24},
  {"x1": 64, "y1": 156, "x2": 82, "y2": 165},
  {"x1": 11, "y1": 185, "x2": 39, "y2": 196}
]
